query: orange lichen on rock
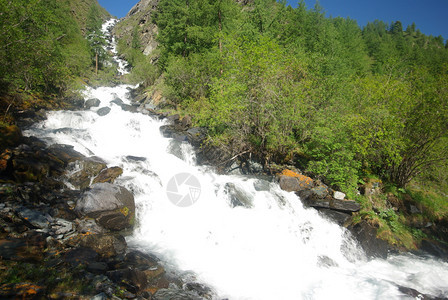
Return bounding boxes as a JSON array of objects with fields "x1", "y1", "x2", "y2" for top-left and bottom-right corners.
[{"x1": 281, "y1": 169, "x2": 313, "y2": 186}]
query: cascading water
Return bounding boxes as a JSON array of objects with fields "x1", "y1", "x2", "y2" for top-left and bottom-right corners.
[{"x1": 24, "y1": 20, "x2": 448, "y2": 300}]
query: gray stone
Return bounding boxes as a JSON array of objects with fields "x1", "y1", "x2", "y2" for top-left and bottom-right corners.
[
  {"x1": 75, "y1": 183, "x2": 134, "y2": 216},
  {"x1": 97, "y1": 107, "x2": 111, "y2": 116},
  {"x1": 225, "y1": 183, "x2": 253, "y2": 208},
  {"x1": 16, "y1": 207, "x2": 50, "y2": 229},
  {"x1": 52, "y1": 218, "x2": 74, "y2": 235},
  {"x1": 75, "y1": 183, "x2": 135, "y2": 231},
  {"x1": 85, "y1": 98, "x2": 101, "y2": 109}
]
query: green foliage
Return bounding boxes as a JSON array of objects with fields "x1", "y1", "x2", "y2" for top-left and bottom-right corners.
[
  {"x1": 125, "y1": 0, "x2": 448, "y2": 200},
  {"x1": 0, "y1": 0, "x2": 107, "y2": 96}
]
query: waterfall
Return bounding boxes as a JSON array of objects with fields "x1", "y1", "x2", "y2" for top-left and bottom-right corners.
[{"x1": 24, "y1": 19, "x2": 448, "y2": 300}]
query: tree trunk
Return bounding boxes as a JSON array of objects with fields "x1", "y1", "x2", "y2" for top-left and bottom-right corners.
[{"x1": 95, "y1": 52, "x2": 98, "y2": 75}]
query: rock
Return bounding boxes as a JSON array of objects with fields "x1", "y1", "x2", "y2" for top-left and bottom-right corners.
[
  {"x1": 167, "y1": 114, "x2": 180, "y2": 123},
  {"x1": 93, "y1": 166, "x2": 123, "y2": 184},
  {"x1": 419, "y1": 239, "x2": 448, "y2": 261},
  {"x1": 185, "y1": 283, "x2": 214, "y2": 299},
  {"x1": 318, "y1": 209, "x2": 352, "y2": 226},
  {"x1": 181, "y1": 115, "x2": 192, "y2": 129},
  {"x1": 87, "y1": 262, "x2": 109, "y2": 274},
  {"x1": 76, "y1": 219, "x2": 105, "y2": 234},
  {"x1": 64, "y1": 94, "x2": 85, "y2": 109},
  {"x1": 334, "y1": 191, "x2": 346, "y2": 200},
  {"x1": 51, "y1": 218, "x2": 74, "y2": 236},
  {"x1": 153, "y1": 288, "x2": 203, "y2": 300},
  {"x1": 107, "y1": 267, "x2": 148, "y2": 293},
  {"x1": 278, "y1": 170, "x2": 314, "y2": 193},
  {"x1": 121, "y1": 104, "x2": 138, "y2": 113},
  {"x1": 0, "y1": 125, "x2": 22, "y2": 151},
  {"x1": 253, "y1": 179, "x2": 271, "y2": 191},
  {"x1": 85, "y1": 98, "x2": 101, "y2": 109},
  {"x1": 224, "y1": 182, "x2": 253, "y2": 208},
  {"x1": 111, "y1": 98, "x2": 124, "y2": 106},
  {"x1": 64, "y1": 247, "x2": 99, "y2": 267},
  {"x1": 67, "y1": 157, "x2": 107, "y2": 189},
  {"x1": 348, "y1": 220, "x2": 389, "y2": 259},
  {"x1": 97, "y1": 107, "x2": 111, "y2": 116},
  {"x1": 75, "y1": 183, "x2": 135, "y2": 231},
  {"x1": 80, "y1": 233, "x2": 127, "y2": 258},
  {"x1": 330, "y1": 199, "x2": 360, "y2": 213},
  {"x1": 185, "y1": 127, "x2": 207, "y2": 148},
  {"x1": 16, "y1": 207, "x2": 51, "y2": 229},
  {"x1": 0, "y1": 234, "x2": 46, "y2": 262},
  {"x1": 48, "y1": 144, "x2": 84, "y2": 165}
]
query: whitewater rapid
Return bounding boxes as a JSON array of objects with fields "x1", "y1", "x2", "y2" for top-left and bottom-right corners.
[{"x1": 24, "y1": 19, "x2": 448, "y2": 300}]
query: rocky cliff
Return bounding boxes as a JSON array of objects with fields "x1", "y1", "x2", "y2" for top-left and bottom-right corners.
[{"x1": 114, "y1": 0, "x2": 159, "y2": 56}]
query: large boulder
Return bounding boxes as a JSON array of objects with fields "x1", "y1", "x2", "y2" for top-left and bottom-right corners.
[
  {"x1": 278, "y1": 169, "x2": 314, "y2": 192},
  {"x1": 75, "y1": 183, "x2": 135, "y2": 231},
  {"x1": 348, "y1": 220, "x2": 389, "y2": 259},
  {"x1": 85, "y1": 98, "x2": 101, "y2": 109}
]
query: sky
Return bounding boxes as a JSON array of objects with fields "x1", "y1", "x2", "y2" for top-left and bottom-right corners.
[{"x1": 98, "y1": 0, "x2": 448, "y2": 40}]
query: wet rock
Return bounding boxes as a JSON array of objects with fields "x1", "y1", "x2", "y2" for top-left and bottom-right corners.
[
  {"x1": 253, "y1": 179, "x2": 271, "y2": 192},
  {"x1": 181, "y1": 115, "x2": 192, "y2": 130},
  {"x1": 185, "y1": 127, "x2": 207, "y2": 148},
  {"x1": 64, "y1": 94, "x2": 85, "y2": 109},
  {"x1": 398, "y1": 286, "x2": 439, "y2": 300},
  {"x1": 317, "y1": 255, "x2": 339, "y2": 268},
  {"x1": 317, "y1": 208, "x2": 351, "y2": 226},
  {"x1": 153, "y1": 288, "x2": 203, "y2": 300},
  {"x1": 76, "y1": 218, "x2": 105, "y2": 234},
  {"x1": 85, "y1": 98, "x2": 101, "y2": 109},
  {"x1": 48, "y1": 144, "x2": 84, "y2": 165},
  {"x1": 419, "y1": 239, "x2": 448, "y2": 261},
  {"x1": 98, "y1": 107, "x2": 111, "y2": 116},
  {"x1": 67, "y1": 157, "x2": 107, "y2": 189},
  {"x1": 224, "y1": 183, "x2": 253, "y2": 208},
  {"x1": 75, "y1": 183, "x2": 135, "y2": 231},
  {"x1": 107, "y1": 267, "x2": 148, "y2": 294},
  {"x1": 93, "y1": 166, "x2": 123, "y2": 184},
  {"x1": 122, "y1": 104, "x2": 138, "y2": 113},
  {"x1": 80, "y1": 233, "x2": 127, "y2": 258},
  {"x1": 348, "y1": 220, "x2": 389, "y2": 259},
  {"x1": 111, "y1": 98, "x2": 124, "y2": 106},
  {"x1": 184, "y1": 283, "x2": 214, "y2": 299}
]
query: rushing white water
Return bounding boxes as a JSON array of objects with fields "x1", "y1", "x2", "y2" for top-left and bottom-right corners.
[{"x1": 24, "y1": 20, "x2": 448, "y2": 300}]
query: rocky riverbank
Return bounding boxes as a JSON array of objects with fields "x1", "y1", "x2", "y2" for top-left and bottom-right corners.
[{"x1": 0, "y1": 102, "x2": 215, "y2": 299}]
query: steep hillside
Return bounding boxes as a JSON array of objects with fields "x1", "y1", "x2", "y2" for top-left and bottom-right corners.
[
  {"x1": 114, "y1": 0, "x2": 159, "y2": 56},
  {"x1": 0, "y1": 0, "x2": 111, "y2": 123},
  {"x1": 69, "y1": 0, "x2": 110, "y2": 35}
]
